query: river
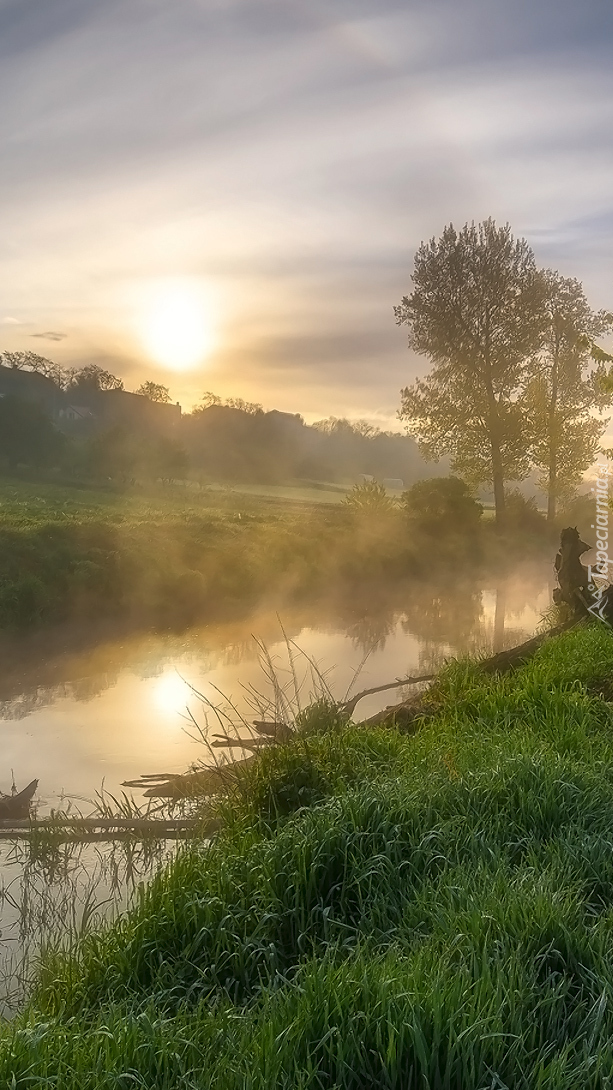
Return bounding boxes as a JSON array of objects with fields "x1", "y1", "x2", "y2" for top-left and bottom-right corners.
[
  {"x1": 0, "y1": 558, "x2": 554, "y2": 812},
  {"x1": 0, "y1": 558, "x2": 555, "y2": 1014}
]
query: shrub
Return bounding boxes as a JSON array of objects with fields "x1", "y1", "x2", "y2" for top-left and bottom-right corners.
[
  {"x1": 342, "y1": 479, "x2": 396, "y2": 517},
  {"x1": 402, "y1": 476, "x2": 482, "y2": 535},
  {"x1": 503, "y1": 488, "x2": 547, "y2": 533}
]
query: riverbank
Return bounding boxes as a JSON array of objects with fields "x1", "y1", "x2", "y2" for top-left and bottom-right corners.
[
  {"x1": 0, "y1": 476, "x2": 350, "y2": 627},
  {"x1": 3, "y1": 621, "x2": 613, "y2": 1086},
  {"x1": 0, "y1": 475, "x2": 552, "y2": 630}
]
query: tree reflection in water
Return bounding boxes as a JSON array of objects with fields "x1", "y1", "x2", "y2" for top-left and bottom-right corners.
[{"x1": 0, "y1": 563, "x2": 552, "y2": 724}]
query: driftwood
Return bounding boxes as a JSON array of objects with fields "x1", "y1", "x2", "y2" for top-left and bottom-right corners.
[
  {"x1": 127, "y1": 612, "x2": 583, "y2": 798},
  {"x1": 340, "y1": 675, "x2": 434, "y2": 717},
  {"x1": 361, "y1": 618, "x2": 580, "y2": 732},
  {"x1": 0, "y1": 815, "x2": 220, "y2": 841},
  {"x1": 122, "y1": 754, "x2": 256, "y2": 798}
]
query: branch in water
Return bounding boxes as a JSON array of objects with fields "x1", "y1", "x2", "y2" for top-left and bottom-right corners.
[{"x1": 341, "y1": 674, "x2": 435, "y2": 716}]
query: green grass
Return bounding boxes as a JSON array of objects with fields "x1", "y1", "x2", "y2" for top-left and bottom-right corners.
[
  {"x1": 0, "y1": 475, "x2": 460, "y2": 629},
  {"x1": 5, "y1": 624, "x2": 613, "y2": 1085},
  {"x1": 0, "y1": 476, "x2": 360, "y2": 627}
]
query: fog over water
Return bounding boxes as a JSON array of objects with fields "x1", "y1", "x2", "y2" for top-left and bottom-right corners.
[{"x1": 0, "y1": 559, "x2": 553, "y2": 812}]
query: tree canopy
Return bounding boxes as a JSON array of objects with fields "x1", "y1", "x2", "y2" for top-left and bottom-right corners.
[
  {"x1": 396, "y1": 218, "x2": 612, "y2": 523},
  {"x1": 523, "y1": 271, "x2": 612, "y2": 520},
  {"x1": 67, "y1": 364, "x2": 124, "y2": 394},
  {"x1": 396, "y1": 219, "x2": 546, "y2": 525}
]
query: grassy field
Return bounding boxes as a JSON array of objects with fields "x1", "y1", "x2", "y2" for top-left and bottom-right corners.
[
  {"x1": 0, "y1": 476, "x2": 357, "y2": 627},
  {"x1": 4, "y1": 622, "x2": 613, "y2": 1086},
  {"x1": 0, "y1": 474, "x2": 479, "y2": 629},
  {"x1": 206, "y1": 479, "x2": 351, "y2": 504}
]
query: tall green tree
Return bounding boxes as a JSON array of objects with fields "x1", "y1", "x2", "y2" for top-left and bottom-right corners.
[
  {"x1": 523, "y1": 272, "x2": 612, "y2": 521},
  {"x1": 395, "y1": 219, "x2": 545, "y2": 526}
]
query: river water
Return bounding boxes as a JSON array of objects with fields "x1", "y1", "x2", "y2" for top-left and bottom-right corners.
[
  {"x1": 0, "y1": 559, "x2": 554, "y2": 812},
  {"x1": 0, "y1": 558, "x2": 555, "y2": 1014}
]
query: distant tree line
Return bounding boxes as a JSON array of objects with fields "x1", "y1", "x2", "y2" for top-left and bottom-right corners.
[
  {"x1": 0, "y1": 358, "x2": 434, "y2": 487},
  {"x1": 183, "y1": 399, "x2": 435, "y2": 485}
]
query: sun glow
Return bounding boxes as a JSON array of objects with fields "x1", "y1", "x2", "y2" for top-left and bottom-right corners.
[
  {"x1": 139, "y1": 279, "x2": 216, "y2": 370},
  {"x1": 152, "y1": 672, "x2": 192, "y2": 716}
]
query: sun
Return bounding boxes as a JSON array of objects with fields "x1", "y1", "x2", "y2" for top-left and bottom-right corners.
[{"x1": 139, "y1": 279, "x2": 216, "y2": 371}]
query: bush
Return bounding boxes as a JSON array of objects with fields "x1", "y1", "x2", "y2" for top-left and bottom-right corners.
[
  {"x1": 402, "y1": 476, "x2": 482, "y2": 535},
  {"x1": 503, "y1": 488, "x2": 547, "y2": 533},
  {"x1": 342, "y1": 479, "x2": 397, "y2": 517}
]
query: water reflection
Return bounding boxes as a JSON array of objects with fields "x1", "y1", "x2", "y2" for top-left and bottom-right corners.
[
  {"x1": 0, "y1": 561, "x2": 553, "y2": 810},
  {"x1": 0, "y1": 838, "x2": 173, "y2": 1018}
]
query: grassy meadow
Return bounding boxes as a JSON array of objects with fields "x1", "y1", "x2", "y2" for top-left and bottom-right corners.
[
  {"x1": 0, "y1": 474, "x2": 503, "y2": 630},
  {"x1": 0, "y1": 476, "x2": 352, "y2": 628},
  {"x1": 4, "y1": 623, "x2": 613, "y2": 1085}
]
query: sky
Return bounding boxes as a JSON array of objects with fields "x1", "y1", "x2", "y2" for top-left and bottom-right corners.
[{"x1": 1, "y1": 0, "x2": 613, "y2": 426}]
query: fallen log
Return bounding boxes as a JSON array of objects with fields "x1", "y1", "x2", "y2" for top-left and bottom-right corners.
[
  {"x1": 341, "y1": 674, "x2": 434, "y2": 717},
  {"x1": 362, "y1": 617, "x2": 582, "y2": 732},
  {"x1": 0, "y1": 815, "x2": 220, "y2": 841},
  {"x1": 129, "y1": 618, "x2": 584, "y2": 796},
  {"x1": 123, "y1": 754, "x2": 256, "y2": 798},
  {"x1": 479, "y1": 618, "x2": 578, "y2": 674}
]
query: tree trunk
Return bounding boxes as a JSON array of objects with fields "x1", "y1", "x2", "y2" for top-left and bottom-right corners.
[
  {"x1": 487, "y1": 391, "x2": 506, "y2": 528},
  {"x1": 483, "y1": 309, "x2": 506, "y2": 529},
  {"x1": 491, "y1": 439, "x2": 506, "y2": 529},
  {"x1": 493, "y1": 584, "x2": 506, "y2": 652},
  {"x1": 547, "y1": 465, "x2": 557, "y2": 523}
]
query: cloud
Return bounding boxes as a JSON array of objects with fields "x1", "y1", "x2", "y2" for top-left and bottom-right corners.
[
  {"x1": 0, "y1": 0, "x2": 612, "y2": 415},
  {"x1": 1, "y1": 317, "x2": 21, "y2": 324},
  {"x1": 31, "y1": 331, "x2": 67, "y2": 341}
]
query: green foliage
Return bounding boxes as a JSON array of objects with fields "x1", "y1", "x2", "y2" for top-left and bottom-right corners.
[
  {"x1": 402, "y1": 475, "x2": 482, "y2": 534},
  {"x1": 502, "y1": 488, "x2": 547, "y2": 534},
  {"x1": 522, "y1": 271, "x2": 612, "y2": 520},
  {"x1": 6, "y1": 627, "x2": 613, "y2": 1084},
  {"x1": 396, "y1": 219, "x2": 545, "y2": 523},
  {"x1": 0, "y1": 477, "x2": 423, "y2": 628},
  {"x1": 396, "y1": 220, "x2": 613, "y2": 524},
  {"x1": 342, "y1": 478, "x2": 396, "y2": 516}
]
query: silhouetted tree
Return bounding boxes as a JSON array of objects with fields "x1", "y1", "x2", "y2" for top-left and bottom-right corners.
[
  {"x1": 67, "y1": 364, "x2": 123, "y2": 394},
  {"x1": 199, "y1": 391, "x2": 223, "y2": 408},
  {"x1": 396, "y1": 219, "x2": 545, "y2": 526},
  {"x1": 183, "y1": 402, "x2": 430, "y2": 485},
  {"x1": 1, "y1": 350, "x2": 65, "y2": 387},
  {"x1": 135, "y1": 381, "x2": 171, "y2": 403}
]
